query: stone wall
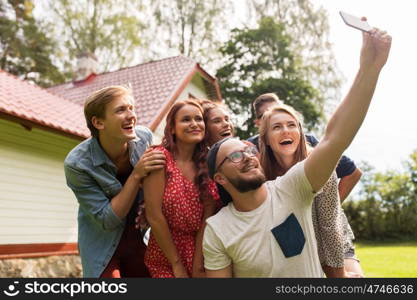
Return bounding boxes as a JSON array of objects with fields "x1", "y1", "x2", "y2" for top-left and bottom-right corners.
[{"x1": 0, "y1": 255, "x2": 82, "y2": 278}]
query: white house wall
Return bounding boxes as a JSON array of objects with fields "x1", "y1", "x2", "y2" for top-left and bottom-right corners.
[
  {"x1": 0, "y1": 119, "x2": 80, "y2": 245},
  {"x1": 152, "y1": 74, "x2": 209, "y2": 144}
]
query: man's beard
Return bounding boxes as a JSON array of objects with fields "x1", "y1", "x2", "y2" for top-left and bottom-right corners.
[{"x1": 228, "y1": 172, "x2": 266, "y2": 193}]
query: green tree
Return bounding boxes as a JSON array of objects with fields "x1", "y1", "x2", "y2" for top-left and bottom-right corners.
[
  {"x1": 247, "y1": 0, "x2": 343, "y2": 115},
  {"x1": 43, "y1": 0, "x2": 144, "y2": 76},
  {"x1": 144, "y1": 0, "x2": 233, "y2": 71},
  {"x1": 0, "y1": 0, "x2": 65, "y2": 86},
  {"x1": 344, "y1": 151, "x2": 417, "y2": 240},
  {"x1": 343, "y1": 162, "x2": 387, "y2": 239},
  {"x1": 216, "y1": 17, "x2": 322, "y2": 139}
]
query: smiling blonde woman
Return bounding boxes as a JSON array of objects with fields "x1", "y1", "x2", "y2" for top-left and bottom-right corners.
[{"x1": 258, "y1": 104, "x2": 362, "y2": 278}]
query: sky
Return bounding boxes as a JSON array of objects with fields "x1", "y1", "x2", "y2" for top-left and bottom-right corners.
[{"x1": 311, "y1": 0, "x2": 417, "y2": 172}]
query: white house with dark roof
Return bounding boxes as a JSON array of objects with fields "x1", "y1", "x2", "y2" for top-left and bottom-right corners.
[{"x1": 0, "y1": 56, "x2": 221, "y2": 262}]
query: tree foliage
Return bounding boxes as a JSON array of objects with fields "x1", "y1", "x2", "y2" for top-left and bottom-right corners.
[
  {"x1": 247, "y1": 0, "x2": 343, "y2": 114},
  {"x1": 0, "y1": 0, "x2": 64, "y2": 86},
  {"x1": 44, "y1": 0, "x2": 144, "y2": 75},
  {"x1": 144, "y1": 0, "x2": 232, "y2": 71},
  {"x1": 216, "y1": 17, "x2": 322, "y2": 139},
  {"x1": 344, "y1": 151, "x2": 417, "y2": 240}
]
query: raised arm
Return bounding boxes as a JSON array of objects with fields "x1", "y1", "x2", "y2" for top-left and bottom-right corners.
[
  {"x1": 143, "y1": 168, "x2": 188, "y2": 278},
  {"x1": 305, "y1": 26, "x2": 391, "y2": 192}
]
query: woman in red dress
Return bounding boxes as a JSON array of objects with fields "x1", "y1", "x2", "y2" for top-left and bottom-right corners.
[{"x1": 143, "y1": 99, "x2": 219, "y2": 278}]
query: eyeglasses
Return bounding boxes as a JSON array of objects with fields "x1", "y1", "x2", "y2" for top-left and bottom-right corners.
[{"x1": 215, "y1": 146, "x2": 259, "y2": 173}]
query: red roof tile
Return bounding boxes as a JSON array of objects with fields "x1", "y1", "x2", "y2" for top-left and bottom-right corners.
[
  {"x1": 0, "y1": 70, "x2": 89, "y2": 138},
  {"x1": 47, "y1": 56, "x2": 209, "y2": 128}
]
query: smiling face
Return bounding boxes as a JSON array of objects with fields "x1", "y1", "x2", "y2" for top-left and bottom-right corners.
[
  {"x1": 94, "y1": 94, "x2": 137, "y2": 142},
  {"x1": 172, "y1": 104, "x2": 205, "y2": 145},
  {"x1": 207, "y1": 107, "x2": 234, "y2": 146},
  {"x1": 215, "y1": 139, "x2": 266, "y2": 193},
  {"x1": 266, "y1": 111, "x2": 301, "y2": 158}
]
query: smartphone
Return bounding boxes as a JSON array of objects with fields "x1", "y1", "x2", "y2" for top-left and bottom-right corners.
[{"x1": 339, "y1": 11, "x2": 372, "y2": 32}]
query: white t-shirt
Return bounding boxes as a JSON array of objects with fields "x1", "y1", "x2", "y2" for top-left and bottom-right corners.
[{"x1": 203, "y1": 161, "x2": 323, "y2": 277}]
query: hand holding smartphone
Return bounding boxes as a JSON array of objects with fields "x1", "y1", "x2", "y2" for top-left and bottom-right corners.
[{"x1": 339, "y1": 11, "x2": 372, "y2": 32}]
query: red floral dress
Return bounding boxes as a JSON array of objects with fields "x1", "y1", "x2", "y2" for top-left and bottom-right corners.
[{"x1": 144, "y1": 146, "x2": 220, "y2": 277}]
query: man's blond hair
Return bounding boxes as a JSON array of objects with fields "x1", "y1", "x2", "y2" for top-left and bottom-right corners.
[{"x1": 84, "y1": 85, "x2": 133, "y2": 137}]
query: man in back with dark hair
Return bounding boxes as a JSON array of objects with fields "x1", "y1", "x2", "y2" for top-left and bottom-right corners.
[{"x1": 247, "y1": 93, "x2": 283, "y2": 147}]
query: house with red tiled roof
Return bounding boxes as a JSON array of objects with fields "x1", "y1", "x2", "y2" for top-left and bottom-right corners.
[
  {"x1": 0, "y1": 56, "x2": 221, "y2": 272},
  {"x1": 0, "y1": 70, "x2": 84, "y2": 261},
  {"x1": 48, "y1": 55, "x2": 222, "y2": 143}
]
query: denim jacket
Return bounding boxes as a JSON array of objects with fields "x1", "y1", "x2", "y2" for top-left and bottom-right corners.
[{"x1": 64, "y1": 126, "x2": 152, "y2": 277}]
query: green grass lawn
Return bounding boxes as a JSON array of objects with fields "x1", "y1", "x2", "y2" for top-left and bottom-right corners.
[{"x1": 355, "y1": 240, "x2": 417, "y2": 277}]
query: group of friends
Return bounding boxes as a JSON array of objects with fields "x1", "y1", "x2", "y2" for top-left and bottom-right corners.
[{"x1": 64, "y1": 27, "x2": 391, "y2": 278}]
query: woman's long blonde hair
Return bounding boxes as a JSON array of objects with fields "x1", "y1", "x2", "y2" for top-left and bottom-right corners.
[{"x1": 259, "y1": 104, "x2": 309, "y2": 180}]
